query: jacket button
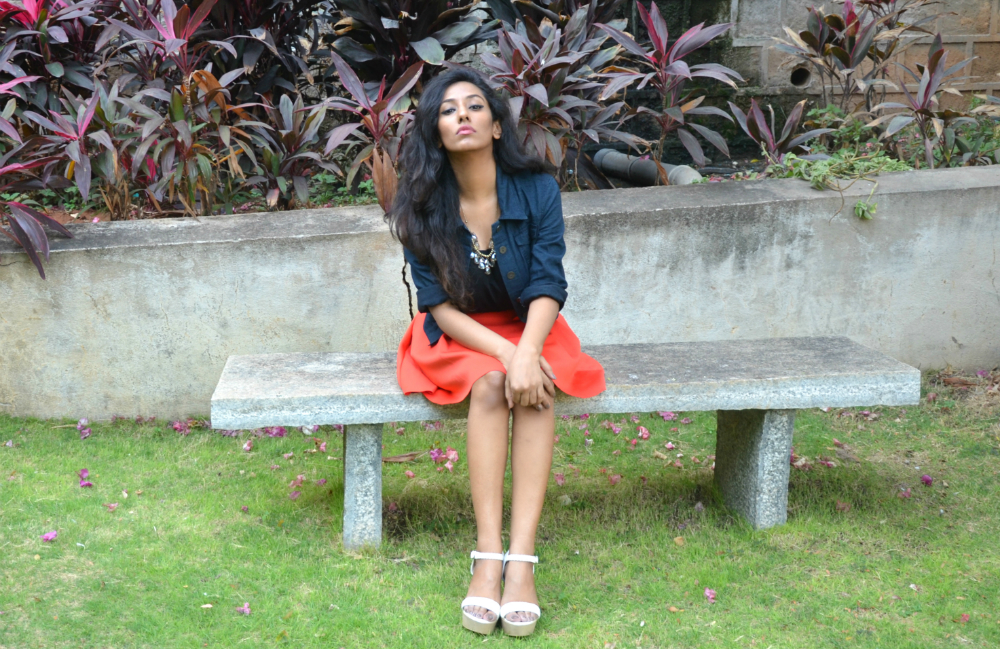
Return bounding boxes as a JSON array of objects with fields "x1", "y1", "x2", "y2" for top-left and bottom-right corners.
[
  {"x1": 507, "y1": 271, "x2": 516, "y2": 280},
  {"x1": 499, "y1": 246, "x2": 507, "y2": 254}
]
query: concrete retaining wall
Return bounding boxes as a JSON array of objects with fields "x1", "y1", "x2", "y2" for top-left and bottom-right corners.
[{"x1": 1, "y1": 167, "x2": 998, "y2": 420}]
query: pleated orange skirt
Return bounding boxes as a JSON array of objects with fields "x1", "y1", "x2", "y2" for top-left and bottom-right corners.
[{"x1": 396, "y1": 310, "x2": 606, "y2": 405}]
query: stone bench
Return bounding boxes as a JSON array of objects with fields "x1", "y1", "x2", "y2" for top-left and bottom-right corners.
[{"x1": 210, "y1": 336, "x2": 920, "y2": 549}]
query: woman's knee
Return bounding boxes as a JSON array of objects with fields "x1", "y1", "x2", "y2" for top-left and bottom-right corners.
[{"x1": 471, "y1": 371, "x2": 507, "y2": 409}]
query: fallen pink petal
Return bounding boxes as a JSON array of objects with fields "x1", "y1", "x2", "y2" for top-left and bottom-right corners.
[
  {"x1": 658, "y1": 411, "x2": 677, "y2": 421},
  {"x1": 301, "y1": 425, "x2": 319, "y2": 434},
  {"x1": 444, "y1": 460, "x2": 454, "y2": 472},
  {"x1": 609, "y1": 474, "x2": 621, "y2": 485},
  {"x1": 960, "y1": 613, "x2": 970, "y2": 623},
  {"x1": 704, "y1": 588, "x2": 717, "y2": 604},
  {"x1": 270, "y1": 464, "x2": 280, "y2": 470},
  {"x1": 637, "y1": 426, "x2": 650, "y2": 439},
  {"x1": 580, "y1": 413, "x2": 590, "y2": 420},
  {"x1": 921, "y1": 474, "x2": 933, "y2": 486},
  {"x1": 665, "y1": 442, "x2": 676, "y2": 450},
  {"x1": 77, "y1": 418, "x2": 89, "y2": 430},
  {"x1": 79, "y1": 480, "x2": 93, "y2": 488},
  {"x1": 445, "y1": 447, "x2": 459, "y2": 463},
  {"x1": 79, "y1": 428, "x2": 91, "y2": 440},
  {"x1": 404, "y1": 470, "x2": 415, "y2": 479},
  {"x1": 104, "y1": 503, "x2": 119, "y2": 512},
  {"x1": 289, "y1": 491, "x2": 301, "y2": 500},
  {"x1": 899, "y1": 488, "x2": 912, "y2": 498},
  {"x1": 283, "y1": 452, "x2": 294, "y2": 460},
  {"x1": 315, "y1": 479, "x2": 327, "y2": 486},
  {"x1": 240, "y1": 505, "x2": 248, "y2": 512},
  {"x1": 41, "y1": 531, "x2": 57, "y2": 542},
  {"x1": 630, "y1": 415, "x2": 640, "y2": 423},
  {"x1": 554, "y1": 473, "x2": 565, "y2": 486},
  {"x1": 318, "y1": 441, "x2": 327, "y2": 452},
  {"x1": 78, "y1": 469, "x2": 89, "y2": 480},
  {"x1": 289, "y1": 475, "x2": 305, "y2": 489},
  {"x1": 680, "y1": 417, "x2": 692, "y2": 424},
  {"x1": 236, "y1": 602, "x2": 251, "y2": 615},
  {"x1": 429, "y1": 448, "x2": 444, "y2": 463},
  {"x1": 242, "y1": 440, "x2": 253, "y2": 452}
]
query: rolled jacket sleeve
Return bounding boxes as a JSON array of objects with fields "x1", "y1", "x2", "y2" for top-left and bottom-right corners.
[
  {"x1": 519, "y1": 175, "x2": 569, "y2": 309},
  {"x1": 403, "y1": 246, "x2": 450, "y2": 312}
]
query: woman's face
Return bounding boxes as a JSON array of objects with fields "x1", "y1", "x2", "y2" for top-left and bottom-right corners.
[{"x1": 436, "y1": 81, "x2": 501, "y2": 153}]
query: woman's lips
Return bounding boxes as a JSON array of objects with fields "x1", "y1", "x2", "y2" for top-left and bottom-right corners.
[{"x1": 457, "y1": 126, "x2": 475, "y2": 134}]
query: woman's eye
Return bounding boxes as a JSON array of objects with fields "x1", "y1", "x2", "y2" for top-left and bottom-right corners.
[{"x1": 470, "y1": 103, "x2": 483, "y2": 110}]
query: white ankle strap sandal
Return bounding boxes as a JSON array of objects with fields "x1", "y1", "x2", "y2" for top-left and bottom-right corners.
[
  {"x1": 461, "y1": 551, "x2": 505, "y2": 635},
  {"x1": 500, "y1": 552, "x2": 540, "y2": 637}
]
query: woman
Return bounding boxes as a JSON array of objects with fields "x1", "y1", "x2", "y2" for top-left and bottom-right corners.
[{"x1": 388, "y1": 68, "x2": 606, "y2": 637}]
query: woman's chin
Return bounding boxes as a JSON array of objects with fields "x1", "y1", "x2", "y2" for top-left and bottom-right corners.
[{"x1": 445, "y1": 139, "x2": 493, "y2": 154}]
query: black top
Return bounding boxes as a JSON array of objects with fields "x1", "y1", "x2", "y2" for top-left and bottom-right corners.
[{"x1": 467, "y1": 236, "x2": 514, "y2": 313}]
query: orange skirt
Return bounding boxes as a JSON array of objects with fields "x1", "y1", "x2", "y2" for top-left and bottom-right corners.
[{"x1": 396, "y1": 310, "x2": 606, "y2": 405}]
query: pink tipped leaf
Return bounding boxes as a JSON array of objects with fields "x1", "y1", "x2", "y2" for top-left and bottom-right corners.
[{"x1": 669, "y1": 22, "x2": 733, "y2": 63}]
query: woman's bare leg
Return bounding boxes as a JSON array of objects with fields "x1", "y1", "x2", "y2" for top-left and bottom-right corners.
[
  {"x1": 501, "y1": 403, "x2": 555, "y2": 622},
  {"x1": 463, "y1": 370, "x2": 510, "y2": 621}
]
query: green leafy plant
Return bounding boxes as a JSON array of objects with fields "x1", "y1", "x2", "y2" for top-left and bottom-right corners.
[{"x1": 772, "y1": 149, "x2": 912, "y2": 219}]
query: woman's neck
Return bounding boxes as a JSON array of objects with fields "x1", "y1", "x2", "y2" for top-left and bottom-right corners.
[{"x1": 448, "y1": 146, "x2": 498, "y2": 202}]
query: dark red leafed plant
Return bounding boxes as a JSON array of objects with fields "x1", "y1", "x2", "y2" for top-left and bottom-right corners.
[
  {"x1": 866, "y1": 33, "x2": 975, "y2": 168},
  {"x1": 0, "y1": 147, "x2": 73, "y2": 279},
  {"x1": 246, "y1": 94, "x2": 340, "y2": 210},
  {"x1": 595, "y1": 2, "x2": 741, "y2": 169},
  {"x1": 480, "y1": 8, "x2": 643, "y2": 188},
  {"x1": 323, "y1": 53, "x2": 422, "y2": 212},
  {"x1": 729, "y1": 99, "x2": 835, "y2": 164}
]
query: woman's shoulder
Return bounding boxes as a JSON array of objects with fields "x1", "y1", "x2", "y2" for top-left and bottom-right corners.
[{"x1": 504, "y1": 169, "x2": 560, "y2": 205}]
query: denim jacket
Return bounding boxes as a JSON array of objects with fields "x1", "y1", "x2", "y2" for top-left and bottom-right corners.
[{"x1": 403, "y1": 166, "x2": 568, "y2": 345}]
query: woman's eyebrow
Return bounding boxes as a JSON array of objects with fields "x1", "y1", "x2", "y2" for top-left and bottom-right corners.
[{"x1": 441, "y1": 94, "x2": 485, "y2": 104}]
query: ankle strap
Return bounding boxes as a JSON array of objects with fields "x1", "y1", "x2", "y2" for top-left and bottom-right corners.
[
  {"x1": 503, "y1": 553, "x2": 538, "y2": 564},
  {"x1": 470, "y1": 550, "x2": 505, "y2": 576},
  {"x1": 470, "y1": 551, "x2": 505, "y2": 562}
]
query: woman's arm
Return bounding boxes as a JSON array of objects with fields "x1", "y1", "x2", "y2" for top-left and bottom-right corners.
[
  {"x1": 505, "y1": 296, "x2": 559, "y2": 409},
  {"x1": 428, "y1": 301, "x2": 517, "y2": 363}
]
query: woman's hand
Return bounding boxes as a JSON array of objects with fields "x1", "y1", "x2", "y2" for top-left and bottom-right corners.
[{"x1": 502, "y1": 345, "x2": 557, "y2": 411}]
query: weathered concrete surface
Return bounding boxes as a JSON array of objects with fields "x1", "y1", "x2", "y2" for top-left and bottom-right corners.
[
  {"x1": 342, "y1": 423, "x2": 382, "y2": 549},
  {"x1": 715, "y1": 409, "x2": 796, "y2": 529},
  {"x1": 211, "y1": 337, "x2": 919, "y2": 429},
  {"x1": 1, "y1": 167, "x2": 997, "y2": 419}
]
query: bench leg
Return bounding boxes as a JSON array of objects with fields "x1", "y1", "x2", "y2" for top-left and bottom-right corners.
[
  {"x1": 714, "y1": 409, "x2": 795, "y2": 530},
  {"x1": 342, "y1": 423, "x2": 382, "y2": 549}
]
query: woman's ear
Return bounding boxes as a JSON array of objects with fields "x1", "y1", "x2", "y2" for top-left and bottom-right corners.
[{"x1": 493, "y1": 121, "x2": 502, "y2": 140}]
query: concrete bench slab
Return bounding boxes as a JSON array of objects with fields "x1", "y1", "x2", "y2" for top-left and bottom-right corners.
[{"x1": 211, "y1": 336, "x2": 920, "y2": 547}]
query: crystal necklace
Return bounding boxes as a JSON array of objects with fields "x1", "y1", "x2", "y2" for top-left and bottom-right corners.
[{"x1": 461, "y1": 203, "x2": 499, "y2": 274}]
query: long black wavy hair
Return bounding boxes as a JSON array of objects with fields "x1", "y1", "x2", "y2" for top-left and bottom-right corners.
[{"x1": 387, "y1": 67, "x2": 550, "y2": 310}]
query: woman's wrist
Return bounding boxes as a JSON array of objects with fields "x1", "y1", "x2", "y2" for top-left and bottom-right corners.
[{"x1": 496, "y1": 340, "x2": 517, "y2": 366}]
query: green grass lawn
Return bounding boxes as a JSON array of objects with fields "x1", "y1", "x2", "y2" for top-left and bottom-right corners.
[{"x1": 1, "y1": 374, "x2": 998, "y2": 648}]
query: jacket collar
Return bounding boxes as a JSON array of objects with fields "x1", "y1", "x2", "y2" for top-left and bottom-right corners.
[{"x1": 496, "y1": 165, "x2": 528, "y2": 221}]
